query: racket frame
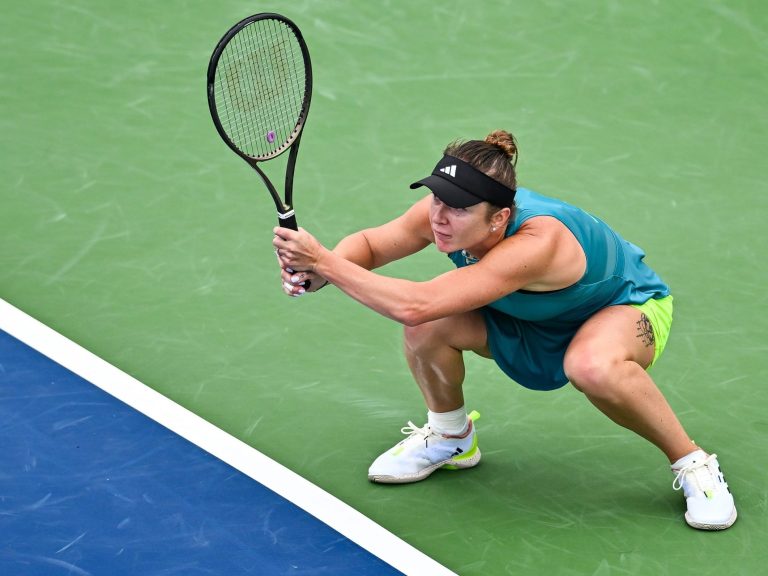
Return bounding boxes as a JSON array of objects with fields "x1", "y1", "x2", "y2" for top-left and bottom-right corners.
[{"x1": 206, "y1": 13, "x2": 313, "y2": 230}]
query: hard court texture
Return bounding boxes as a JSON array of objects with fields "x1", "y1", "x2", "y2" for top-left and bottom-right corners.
[{"x1": 2, "y1": 1, "x2": 766, "y2": 574}]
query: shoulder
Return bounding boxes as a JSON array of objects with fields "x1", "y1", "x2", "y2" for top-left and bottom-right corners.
[
  {"x1": 513, "y1": 188, "x2": 577, "y2": 222},
  {"x1": 503, "y1": 215, "x2": 575, "y2": 256},
  {"x1": 491, "y1": 214, "x2": 587, "y2": 291}
]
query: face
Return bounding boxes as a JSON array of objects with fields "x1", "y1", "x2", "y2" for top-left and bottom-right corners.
[{"x1": 429, "y1": 195, "x2": 495, "y2": 253}]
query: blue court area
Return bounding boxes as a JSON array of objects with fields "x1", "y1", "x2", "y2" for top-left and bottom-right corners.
[{"x1": 0, "y1": 329, "x2": 402, "y2": 576}]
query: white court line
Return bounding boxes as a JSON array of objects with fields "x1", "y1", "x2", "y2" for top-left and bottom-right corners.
[{"x1": 0, "y1": 298, "x2": 457, "y2": 576}]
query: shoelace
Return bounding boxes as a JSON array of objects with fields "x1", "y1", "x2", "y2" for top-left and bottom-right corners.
[
  {"x1": 672, "y1": 453, "x2": 718, "y2": 498},
  {"x1": 400, "y1": 421, "x2": 436, "y2": 442}
]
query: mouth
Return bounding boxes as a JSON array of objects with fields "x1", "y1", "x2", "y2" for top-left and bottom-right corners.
[
  {"x1": 432, "y1": 229, "x2": 454, "y2": 252},
  {"x1": 432, "y1": 228, "x2": 451, "y2": 242}
]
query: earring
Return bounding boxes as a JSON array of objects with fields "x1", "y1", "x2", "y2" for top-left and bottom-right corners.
[{"x1": 491, "y1": 226, "x2": 497, "y2": 232}]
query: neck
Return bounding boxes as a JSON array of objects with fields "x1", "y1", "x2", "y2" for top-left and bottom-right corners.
[{"x1": 465, "y1": 226, "x2": 507, "y2": 260}]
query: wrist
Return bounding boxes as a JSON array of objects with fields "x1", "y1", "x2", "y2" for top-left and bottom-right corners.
[{"x1": 314, "y1": 246, "x2": 332, "y2": 276}]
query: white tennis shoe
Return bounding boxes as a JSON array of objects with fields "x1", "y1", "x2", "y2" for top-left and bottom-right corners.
[
  {"x1": 368, "y1": 411, "x2": 481, "y2": 484},
  {"x1": 672, "y1": 450, "x2": 737, "y2": 530}
]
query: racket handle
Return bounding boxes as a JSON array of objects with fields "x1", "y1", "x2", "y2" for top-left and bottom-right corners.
[
  {"x1": 276, "y1": 210, "x2": 311, "y2": 289},
  {"x1": 278, "y1": 211, "x2": 298, "y2": 231}
]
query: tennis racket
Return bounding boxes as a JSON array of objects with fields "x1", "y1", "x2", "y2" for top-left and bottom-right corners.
[{"x1": 207, "y1": 13, "x2": 312, "y2": 231}]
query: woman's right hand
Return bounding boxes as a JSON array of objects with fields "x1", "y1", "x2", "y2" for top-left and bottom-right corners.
[{"x1": 278, "y1": 263, "x2": 329, "y2": 297}]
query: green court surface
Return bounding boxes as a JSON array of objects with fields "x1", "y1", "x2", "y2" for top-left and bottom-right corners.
[{"x1": 3, "y1": 1, "x2": 767, "y2": 574}]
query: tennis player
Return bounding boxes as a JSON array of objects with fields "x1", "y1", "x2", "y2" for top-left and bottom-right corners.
[{"x1": 272, "y1": 130, "x2": 737, "y2": 530}]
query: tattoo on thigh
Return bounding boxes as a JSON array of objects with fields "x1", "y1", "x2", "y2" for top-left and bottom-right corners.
[{"x1": 636, "y1": 313, "x2": 655, "y2": 349}]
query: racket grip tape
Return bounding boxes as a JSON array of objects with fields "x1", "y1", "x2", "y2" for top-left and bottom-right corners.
[
  {"x1": 278, "y1": 211, "x2": 298, "y2": 231},
  {"x1": 276, "y1": 210, "x2": 311, "y2": 289}
]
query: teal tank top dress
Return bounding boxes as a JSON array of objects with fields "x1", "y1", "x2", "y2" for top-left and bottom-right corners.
[{"x1": 448, "y1": 188, "x2": 669, "y2": 391}]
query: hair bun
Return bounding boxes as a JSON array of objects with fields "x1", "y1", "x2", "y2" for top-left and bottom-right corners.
[{"x1": 485, "y1": 130, "x2": 518, "y2": 164}]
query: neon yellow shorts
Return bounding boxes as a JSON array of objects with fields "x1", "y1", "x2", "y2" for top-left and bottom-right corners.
[{"x1": 631, "y1": 295, "x2": 674, "y2": 368}]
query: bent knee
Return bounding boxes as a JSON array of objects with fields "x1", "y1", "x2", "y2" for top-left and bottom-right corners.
[
  {"x1": 403, "y1": 319, "x2": 451, "y2": 352},
  {"x1": 564, "y1": 351, "x2": 620, "y2": 396},
  {"x1": 403, "y1": 313, "x2": 488, "y2": 356}
]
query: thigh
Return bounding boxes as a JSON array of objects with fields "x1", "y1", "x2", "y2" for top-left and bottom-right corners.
[{"x1": 566, "y1": 305, "x2": 655, "y2": 369}]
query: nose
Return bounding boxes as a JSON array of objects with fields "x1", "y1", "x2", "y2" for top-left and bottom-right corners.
[{"x1": 432, "y1": 203, "x2": 449, "y2": 223}]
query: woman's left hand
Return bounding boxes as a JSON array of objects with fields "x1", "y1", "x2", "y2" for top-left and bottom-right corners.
[{"x1": 272, "y1": 226, "x2": 324, "y2": 274}]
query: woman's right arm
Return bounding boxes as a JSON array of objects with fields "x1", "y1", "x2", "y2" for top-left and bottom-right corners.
[
  {"x1": 331, "y1": 195, "x2": 434, "y2": 270},
  {"x1": 279, "y1": 195, "x2": 434, "y2": 294}
]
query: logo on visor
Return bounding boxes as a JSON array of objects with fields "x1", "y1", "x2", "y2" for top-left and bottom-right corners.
[{"x1": 439, "y1": 165, "x2": 457, "y2": 177}]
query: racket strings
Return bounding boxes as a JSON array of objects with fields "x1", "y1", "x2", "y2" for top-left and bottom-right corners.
[
  {"x1": 249, "y1": 20, "x2": 303, "y2": 150},
  {"x1": 220, "y1": 27, "x2": 300, "y2": 153},
  {"x1": 220, "y1": 27, "x2": 295, "y2": 142},
  {"x1": 214, "y1": 19, "x2": 307, "y2": 159}
]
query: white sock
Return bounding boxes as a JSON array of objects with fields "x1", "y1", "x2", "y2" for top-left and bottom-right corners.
[
  {"x1": 671, "y1": 448, "x2": 707, "y2": 471},
  {"x1": 428, "y1": 406, "x2": 469, "y2": 436}
]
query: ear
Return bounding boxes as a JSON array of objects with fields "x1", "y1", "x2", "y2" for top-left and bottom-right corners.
[{"x1": 491, "y1": 207, "x2": 511, "y2": 229}]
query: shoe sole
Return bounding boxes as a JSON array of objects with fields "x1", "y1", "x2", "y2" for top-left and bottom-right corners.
[
  {"x1": 368, "y1": 448, "x2": 481, "y2": 484},
  {"x1": 685, "y1": 507, "x2": 738, "y2": 531}
]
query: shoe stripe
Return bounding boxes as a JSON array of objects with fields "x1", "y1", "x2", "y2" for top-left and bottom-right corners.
[{"x1": 450, "y1": 429, "x2": 479, "y2": 462}]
